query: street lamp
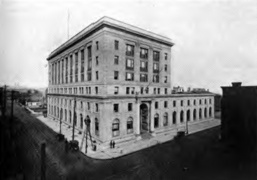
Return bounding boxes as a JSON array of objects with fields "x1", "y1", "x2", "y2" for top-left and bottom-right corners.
[{"x1": 84, "y1": 115, "x2": 91, "y2": 154}]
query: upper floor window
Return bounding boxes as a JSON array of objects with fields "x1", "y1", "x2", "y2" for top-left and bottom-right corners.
[
  {"x1": 96, "y1": 41, "x2": 99, "y2": 50},
  {"x1": 131, "y1": 87, "x2": 135, "y2": 94},
  {"x1": 87, "y1": 72, "x2": 91, "y2": 81},
  {"x1": 173, "y1": 101, "x2": 176, "y2": 107},
  {"x1": 81, "y1": 49, "x2": 84, "y2": 60},
  {"x1": 114, "y1": 56, "x2": 119, "y2": 65},
  {"x1": 95, "y1": 87, "x2": 98, "y2": 94},
  {"x1": 114, "y1": 86, "x2": 119, "y2": 94},
  {"x1": 153, "y1": 51, "x2": 160, "y2": 61},
  {"x1": 126, "y1": 72, "x2": 134, "y2": 81},
  {"x1": 155, "y1": 102, "x2": 158, "y2": 109},
  {"x1": 188, "y1": 100, "x2": 190, "y2": 106},
  {"x1": 153, "y1": 75, "x2": 159, "y2": 83},
  {"x1": 95, "y1": 103, "x2": 99, "y2": 112},
  {"x1": 113, "y1": 104, "x2": 119, "y2": 112},
  {"x1": 164, "y1": 76, "x2": 168, "y2": 83},
  {"x1": 115, "y1": 40, "x2": 119, "y2": 50},
  {"x1": 153, "y1": 63, "x2": 159, "y2": 73},
  {"x1": 126, "y1": 58, "x2": 134, "y2": 70},
  {"x1": 128, "y1": 103, "x2": 133, "y2": 111},
  {"x1": 140, "y1": 61, "x2": 148, "y2": 72},
  {"x1": 126, "y1": 87, "x2": 130, "y2": 94},
  {"x1": 96, "y1": 56, "x2": 98, "y2": 65},
  {"x1": 164, "y1": 64, "x2": 168, "y2": 72},
  {"x1": 126, "y1": 44, "x2": 134, "y2": 56},
  {"x1": 140, "y1": 74, "x2": 148, "y2": 82},
  {"x1": 96, "y1": 71, "x2": 98, "y2": 80},
  {"x1": 164, "y1": 101, "x2": 168, "y2": 108},
  {"x1": 140, "y1": 48, "x2": 148, "y2": 59},
  {"x1": 165, "y1": 53, "x2": 168, "y2": 60},
  {"x1": 87, "y1": 46, "x2": 92, "y2": 58},
  {"x1": 165, "y1": 88, "x2": 167, "y2": 94},
  {"x1": 181, "y1": 100, "x2": 183, "y2": 106},
  {"x1": 114, "y1": 71, "x2": 119, "y2": 80}
]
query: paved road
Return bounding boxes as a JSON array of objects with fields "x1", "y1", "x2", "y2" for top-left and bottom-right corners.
[{"x1": 12, "y1": 103, "x2": 255, "y2": 180}]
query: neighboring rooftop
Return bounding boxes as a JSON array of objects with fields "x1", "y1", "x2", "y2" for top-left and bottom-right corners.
[{"x1": 47, "y1": 16, "x2": 174, "y2": 60}]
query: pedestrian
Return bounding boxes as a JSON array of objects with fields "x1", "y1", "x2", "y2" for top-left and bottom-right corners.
[
  {"x1": 113, "y1": 141, "x2": 115, "y2": 148},
  {"x1": 65, "y1": 138, "x2": 69, "y2": 153}
]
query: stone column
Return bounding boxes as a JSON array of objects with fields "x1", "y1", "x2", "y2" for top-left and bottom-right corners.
[
  {"x1": 150, "y1": 101, "x2": 155, "y2": 132},
  {"x1": 135, "y1": 101, "x2": 140, "y2": 135}
]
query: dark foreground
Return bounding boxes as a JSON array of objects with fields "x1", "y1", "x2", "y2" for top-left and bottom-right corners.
[{"x1": 1, "y1": 103, "x2": 256, "y2": 180}]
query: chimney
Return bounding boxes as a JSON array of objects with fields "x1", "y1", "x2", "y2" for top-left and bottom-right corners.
[{"x1": 232, "y1": 82, "x2": 242, "y2": 87}]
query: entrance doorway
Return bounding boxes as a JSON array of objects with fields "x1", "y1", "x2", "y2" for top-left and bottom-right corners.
[{"x1": 140, "y1": 103, "x2": 149, "y2": 133}]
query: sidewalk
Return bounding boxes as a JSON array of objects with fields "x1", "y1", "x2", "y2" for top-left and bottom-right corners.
[{"x1": 36, "y1": 115, "x2": 220, "y2": 160}]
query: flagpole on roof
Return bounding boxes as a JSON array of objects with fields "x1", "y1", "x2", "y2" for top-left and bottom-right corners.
[{"x1": 67, "y1": 9, "x2": 70, "y2": 40}]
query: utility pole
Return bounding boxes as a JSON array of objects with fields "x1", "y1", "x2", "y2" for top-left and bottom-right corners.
[
  {"x1": 41, "y1": 142, "x2": 46, "y2": 180},
  {"x1": 11, "y1": 90, "x2": 14, "y2": 119},
  {"x1": 72, "y1": 97, "x2": 76, "y2": 141},
  {"x1": 2, "y1": 85, "x2": 7, "y2": 119}
]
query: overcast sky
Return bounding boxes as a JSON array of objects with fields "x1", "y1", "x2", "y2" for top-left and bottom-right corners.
[{"x1": 0, "y1": 0, "x2": 256, "y2": 93}]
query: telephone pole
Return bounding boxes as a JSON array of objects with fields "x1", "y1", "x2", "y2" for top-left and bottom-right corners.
[{"x1": 72, "y1": 97, "x2": 76, "y2": 141}]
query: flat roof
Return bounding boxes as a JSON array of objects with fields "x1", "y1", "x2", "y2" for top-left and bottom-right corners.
[{"x1": 47, "y1": 16, "x2": 174, "y2": 60}]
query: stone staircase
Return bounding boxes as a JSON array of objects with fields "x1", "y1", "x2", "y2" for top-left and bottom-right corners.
[{"x1": 140, "y1": 132, "x2": 153, "y2": 140}]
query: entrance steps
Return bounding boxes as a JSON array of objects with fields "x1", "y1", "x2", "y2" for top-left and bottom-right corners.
[{"x1": 140, "y1": 132, "x2": 153, "y2": 140}]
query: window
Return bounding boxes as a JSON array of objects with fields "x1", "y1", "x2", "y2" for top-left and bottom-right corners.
[
  {"x1": 126, "y1": 44, "x2": 134, "y2": 56},
  {"x1": 95, "y1": 87, "x2": 98, "y2": 94},
  {"x1": 205, "y1": 99, "x2": 207, "y2": 104},
  {"x1": 114, "y1": 87, "x2": 119, "y2": 94},
  {"x1": 95, "y1": 118, "x2": 99, "y2": 136},
  {"x1": 153, "y1": 75, "x2": 159, "y2": 83},
  {"x1": 115, "y1": 40, "x2": 119, "y2": 50},
  {"x1": 140, "y1": 61, "x2": 148, "y2": 72},
  {"x1": 209, "y1": 107, "x2": 212, "y2": 117},
  {"x1": 164, "y1": 64, "x2": 168, "y2": 72},
  {"x1": 141, "y1": 87, "x2": 144, "y2": 94},
  {"x1": 140, "y1": 48, "x2": 148, "y2": 59},
  {"x1": 165, "y1": 53, "x2": 168, "y2": 60},
  {"x1": 199, "y1": 99, "x2": 202, "y2": 105},
  {"x1": 153, "y1": 51, "x2": 160, "y2": 61},
  {"x1": 140, "y1": 74, "x2": 148, "y2": 82},
  {"x1": 126, "y1": 58, "x2": 134, "y2": 70},
  {"x1": 127, "y1": 117, "x2": 133, "y2": 134},
  {"x1": 155, "y1": 102, "x2": 158, "y2": 109},
  {"x1": 165, "y1": 88, "x2": 167, "y2": 94},
  {"x1": 188, "y1": 100, "x2": 190, "y2": 106},
  {"x1": 114, "y1": 56, "x2": 119, "y2": 65},
  {"x1": 80, "y1": 101, "x2": 83, "y2": 108},
  {"x1": 173, "y1": 111, "x2": 177, "y2": 124},
  {"x1": 173, "y1": 101, "x2": 176, "y2": 107},
  {"x1": 193, "y1": 109, "x2": 197, "y2": 120},
  {"x1": 87, "y1": 72, "x2": 91, "y2": 81},
  {"x1": 128, "y1": 103, "x2": 133, "y2": 111},
  {"x1": 114, "y1": 71, "x2": 119, "y2": 80},
  {"x1": 88, "y1": 46, "x2": 92, "y2": 58},
  {"x1": 158, "y1": 88, "x2": 160, "y2": 94},
  {"x1": 96, "y1": 103, "x2": 99, "y2": 112},
  {"x1": 153, "y1": 63, "x2": 159, "y2": 73},
  {"x1": 154, "y1": 88, "x2": 156, "y2": 94},
  {"x1": 194, "y1": 100, "x2": 196, "y2": 105},
  {"x1": 70, "y1": 55, "x2": 73, "y2": 83},
  {"x1": 126, "y1": 87, "x2": 130, "y2": 94},
  {"x1": 88, "y1": 59, "x2": 92, "y2": 70},
  {"x1": 164, "y1": 76, "x2": 168, "y2": 83},
  {"x1": 209, "y1": 99, "x2": 212, "y2": 104},
  {"x1": 204, "y1": 108, "x2": 207, "y2": 118},
  {"x1": 96, "y1": 56, "x2": 98, "y2": 65},
  {"x1": 89, "y1": 87, "x2": 91, "y2": 94},
  {"x1": 126, "y1": 72, "x2": 134, "y2": 81},
  {"x1": 164, "y1": 101, "x2": 168, "y2": 108},
  {"x1": 80, "y1": 114, "x2": 83, "y2": 129},
  {"x1": 187, "y1": 110, "x2": 190, "y2": 121},
  {"x1": 154, "y1": 114, "x2": 159, "y2": 128},
  {"x1": 180, "y1": 111, "x2": 184, "y2": 123},
  {"x1": 81, "y1": 50, "x2": 84, "y2": 82},
  {"x1": 96, "y1": 41, "x2": 99, "y2": 50},
  {"x1": 96, "y1": 71, "x2": 98, "y2": 80},
  {"x1": 75, "y1": 52, "x2": 78, "y2": 82},
  {"x1": 199, "y1": 108, "x2": 202, "y2": 119},
  {"x1": 145, "y1": 87, "x2": 149, "y2": 94},
  {"x1": 181, "y1": 100, "x2": 183, "y2": 106},
  {"x1": 163, "y1": 113, "x2": 168, "y2": 126},
  {"x1": 131, "y1": 87, "x2": 135, "y2": 94},
  {"x1": 112, "y1": 119, "x2": 120, "y2": 137},
  {"x1": 87, "y1": 102, "x2": 90, "y2": 110},
  {"x1": 113, "y1": 104, "x2": 119, "y2": 112}
]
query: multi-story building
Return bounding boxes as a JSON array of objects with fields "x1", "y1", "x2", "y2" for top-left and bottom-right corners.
[{"x1": 47, "y1": 17, "x2": 214, "y2": 148}]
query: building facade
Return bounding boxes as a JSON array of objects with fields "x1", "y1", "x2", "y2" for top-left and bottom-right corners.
[{"x1": 47, "y1": 17, "x2": 214, "y2": 148}]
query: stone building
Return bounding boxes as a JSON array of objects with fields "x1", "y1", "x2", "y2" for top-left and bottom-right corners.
[{"x1": 47, "y1": 17, "x2": 214, "y2": 148}]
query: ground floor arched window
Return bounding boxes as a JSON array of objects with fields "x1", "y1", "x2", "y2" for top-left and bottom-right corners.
[
  {"x1": 65, "y1": 109, "x2": 67, "y2": 121},
  {"x1": 180, "y1": 110, "x2": 184, "y2": 123},
  {"x1": 127, "y1": 117, "x2": 133, "y2": 134},
  {"x1": 112, "y1": 119, "x2": 120, "y2": 137},
  {"x1": 172, "y1": 111, "x2": 176, "y2": 124},
  {"x1": 199, "y1": 108, "x2": 202, "y2": 119},
  {"x1": 154, "y1": 114, "x2": 159, "y2": 128},
  {"x1": 187, "y1": 110, "x2": 190, "y2": 122},
  {"x1": 95, "y1": 118, "x2": 99, "y2": 136},
  {"x1": 193, "y1": 109, "x2": 196, "y2": 120},
  {"x1": 163, "y1": 113, "x2": 168, "y2": 126},
  {"x1": 204, "y1": 108, "x2": 207, "y2": 118},
  {"x1": 80, "y1": 114, "x2": 83, "y2": 129},
  {"x1": 209, "y1": 107, "x2": 212, "y2": 117}
]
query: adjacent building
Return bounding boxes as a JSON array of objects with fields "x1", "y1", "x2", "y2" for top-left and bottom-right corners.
[{"x1": 47, "y1": 17, "x2": 214, "y2": 148}]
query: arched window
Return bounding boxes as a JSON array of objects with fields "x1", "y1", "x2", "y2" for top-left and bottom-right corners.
[
  {"x1": 69, "y1": 111, "x2": 72, "y2": 123},
  {"x1": 80, "y1": 114, "x2": 83, "y2": 129},
  {"x1": 180, "y1": 110, "x2": 184, "y2": 123},
  {"x1": 194, "y1": 100, "x2": 196, "y2": 105},
  {"x1": 154, "y1": 114, "x2": 159, "y2": 128},
  {"x1": 205, "y1": 99, "x2": 207, "y2": 104},
  {"x1": 60, "y1": 108, "x2": 63, "y2": 120},
  {"x1": 81, "y1": 101, "x2": 83, "y2": 109},
  {"x1": 95, "y1": 118, "x2": 99, "y2": 136},
  {"x1": 172, "y1": 111, "x2": 176, "y2": 124},
  {"x1": 209, "y1": 107, "x2": 212, "y2": 117},
  {"x1": 193, "y1": 109, "x2": 196, "y2": 120},
  {"x1": 112, "y1": 119, "x2": 120, "y2": 137},
  {"x1": 163, "y1": 113, "x2": 168, "y2": 126},
  {"x1": 54, "y1": 106, "x2": 56, "y2": 116},
  {"x1": 204, "y1": 108, "x2": 207, "y2": 118},
  {"x1": 65, "y1": 110, "x2": 67, "y2": 121},
  {"x1": 127, "y1": 117, "x2": 133, "y2": 134},
  {"x1": 187, "y1": 110, "x2": 190, "y2": 122},
  {"x1": 199, "y1": 108, "x2": 202, "y2": 119},
  {"x1": 199, "y1": 99, "x2": 202, "y2": 105}
]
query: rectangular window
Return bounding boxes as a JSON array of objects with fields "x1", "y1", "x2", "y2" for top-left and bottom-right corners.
[
  {"x1": 96, "y1": 71, "x2": 98, "y2": 80},
  {"x1": 165, "y1": 53, "x2": 168, "y2": 60},
  {"x1": 126, "y1": 72, "x2": 134, "y2": 81},
  {"x1": 96, "y1": 41, "x2": 99, "y2": 50},
  {"x1": 181, "y1": 100, "x2": 183, "y2": 106},
  {"x1": 141, "y1": 87, "x2": 144, "y2": 94},
  {"x1": 61, "y1": 59, "x2": 64, "y2": 84},
  {"x1": 164, "y1": 101, "x2": 168, "y2": 108},
  {"x1": 127, "y1": 120, "x2": 133, "y2": 134},
  {"x1": 131, "y1": 87, "x2": 135, "y2": 94},
  {"x1": 153, "y1": 75, "x2": 159, "y2": 83},
  {"x1": 126, "y1": 58, "x2": 134, "y2": 70},
  {"x1": 173, "y1": 101, "x2": 176, "y2": 107},
  {"x1": 140, "y1": 74, "x2": 148, "y2": 82},
  {"x1": 89, "y1": 87, "x2": 91, "y2": 94},
  {"x1": 114, "y1": 56, "x2": 119, "y2": 65},
  {"x1": 70, "y1": 55, "x2": 73, "y2": 83},
  {"x1": 114, "y1": 86, "x2": 119, "y2": 94},
  {"x1": 87, "y1": 72, "x2": 91, "y2": 81},
  {"x1": 81, "y1": 50, "x2": 84, "y2": 82},
  {"x1": 95, "y1": 103, "x2": 98, "y2": 112},
  {"x1": 87, "y1": 46, "x2": 92, "y2": 58},
  {"x1": 95, "y1": 87, "x2": 98, "y2": 94},
  {"x1": 128, "y1": 103, "x2": 133, "y2": 111},
  {"x1": 115, "y1": 40, "x2": 119, "y2": 50},
  {"x1": 140, "y1": 61, "x2": 148, "y2": 72},
  {"x1": 158, "y1": 88, "x2": 160, "y2": 94},
  {"x1": 140, "y1": 48, "x2": 148, "y2": 59},
  {"x1": 96, "y1": 56, "x2": 98, "y2": 65},
  {"x1": 165, "y1": 88, "x2": 167, "y2": 94},
  {"x1": 164, "y1": 64, "x2": 168, "y2": 72},
  {"x1": 81, "y1": 49, "x2": 84, "y2": 60},
  {"x1": 114, "y1": 71, "x2": 119, "y2": 80},
  {"x1": 155, "y1": 102, "x2": 158, "y2": 109},
  {"x1": 126, "y1": 44, "x2": 134, "y2": 56},
  {"x1": 154, "y1": 88, "x2": 156, "y2": 94},
  {"x1": 126, "y1": 87, "x2": 130, "y2": 94},
  {"x1": 75, "y1": 52, "x2": 78, "y2": 82},
  {"x1": 113, "y1": 104, "x2": 119, "y2": 112},
  {"x1": 87, "y1": 102, "x2": 90, "y2": 110},
  {"x1": 153, "y1": 63, "x2": 159, "y2": 73},
  {"x1": 188, "y1": 100, "x2": 190, "y2": 106},
  {"x1": 88, "y1": 60, "x2": 92, "y2": 70},
  {"x1": 164, "y1": 76, "x2": 168, "y2": 83},
  {"x1": 153, "y1": 51, "x2": 160, "y2": 61}
]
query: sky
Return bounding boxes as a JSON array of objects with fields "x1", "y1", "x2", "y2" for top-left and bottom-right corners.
[{"x1": 0, "y1": 0, "x2": 256, "y2": 93}]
